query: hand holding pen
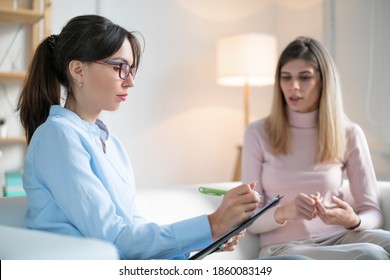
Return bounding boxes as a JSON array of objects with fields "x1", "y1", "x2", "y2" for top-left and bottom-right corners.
[{"x1": 204, "y1": 182, "x2": 262, "y2": 241}]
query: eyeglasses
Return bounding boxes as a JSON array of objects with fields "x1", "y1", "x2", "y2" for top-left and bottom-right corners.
[{"x1": 95, "y1": 59, "x2": 136, "y2": 80}]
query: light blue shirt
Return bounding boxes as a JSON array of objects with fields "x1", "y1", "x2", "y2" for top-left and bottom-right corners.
[{"x1": 23, "y1": 105, "x2": 212, "y2": 259}]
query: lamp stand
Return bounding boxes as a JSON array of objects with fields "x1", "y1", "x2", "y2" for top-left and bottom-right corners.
[
  {"x1": 232, "y1": 145, "x2": 242, "y2": 182},
  {"x1": 232, "y1": 83, "x2": 250, "y2": 181},
  {"x1": 243, "y1": 83, "x2": 250, "y2": 128}
]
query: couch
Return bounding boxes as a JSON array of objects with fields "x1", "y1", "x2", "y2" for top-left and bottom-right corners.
[{"x1": 1, "y1": 180, "x2": 389, "y2": 260}]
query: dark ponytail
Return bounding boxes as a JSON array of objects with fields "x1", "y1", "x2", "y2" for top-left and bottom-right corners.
[
  {"x1": 17, "y1": 36, "x2": 61, "y2": 144},
  {"x1": 17, "y1": 15, "x2": 142, "y2": 144}
]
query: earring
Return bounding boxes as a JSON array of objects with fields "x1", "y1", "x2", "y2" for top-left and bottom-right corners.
[{"x1": 79, "y1": 81, "x2": 84, "y2": 88}]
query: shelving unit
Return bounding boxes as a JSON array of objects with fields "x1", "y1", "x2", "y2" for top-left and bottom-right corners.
[
  {"x1": 0, "y1": 71, "x2": 26, "y2": 80},
  {"x1": 0, "y1": 0, "x2": 51, "y2": 196},
  {"x1": 0, "y1": 7, "x2": 44, "y2": 23},
  {"x1": 0, "y1": 0, "x2": 52, "y2": 83},
  {"x1": 0, "y1": 137, "x2": 26, "y2": 144}
]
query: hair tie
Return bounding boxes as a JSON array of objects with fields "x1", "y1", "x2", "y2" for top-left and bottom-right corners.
[{"x1": 47, "y1": 34, "x2": 58, "y2": 50}]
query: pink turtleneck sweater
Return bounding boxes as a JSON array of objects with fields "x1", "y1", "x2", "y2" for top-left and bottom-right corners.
[{"x1": 242, "y1": 109, "x2": 383, "y2": 248}]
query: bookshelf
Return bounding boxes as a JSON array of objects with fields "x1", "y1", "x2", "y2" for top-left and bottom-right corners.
[
  {"x1": 0, "y1": 0, "x2": 51, "y2": 196},
  {"x1": 0, "y1": 71, "x2": 26, "y2": 80},
  {"x1": 0, "y1": 137, "x2": 26, "y2": 144},
  {"x1": 0, "y1": 0, "x2": 52, "y2": 81},
  {"x1": 0, "y1": 6, "x2": 44, "y2": 23}
]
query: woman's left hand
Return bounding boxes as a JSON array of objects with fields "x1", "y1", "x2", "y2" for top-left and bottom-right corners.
[
  {"x1": 315, "y1": 196, "x2": 360, "y2": 229},
  {"x1": 216, "y1": 231, "x2": 245, "y2": 252}
]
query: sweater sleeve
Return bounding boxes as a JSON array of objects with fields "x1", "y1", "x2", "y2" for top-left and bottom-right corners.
[{"x1": 344, "y1": 123, "x2": 384, "y2": 230}]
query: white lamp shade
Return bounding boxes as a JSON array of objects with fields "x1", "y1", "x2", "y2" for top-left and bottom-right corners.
[{"x1": 217, "y1": 33, "x2": 277, "y2": 87}]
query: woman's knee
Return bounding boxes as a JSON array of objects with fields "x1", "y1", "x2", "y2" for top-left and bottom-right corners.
[{"x1": 352, "y1": 243, "x2": 389, "y2": 260}]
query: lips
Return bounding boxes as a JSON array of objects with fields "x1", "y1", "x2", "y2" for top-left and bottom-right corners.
[
  {"x1": 290, "y1": 95, "x2": 302, "y2": 101},
  {"x1": 288, "y1": 95, "x2": 303, "y2": 107},
  {"x1": 117, "y1": 93, "x2": 128, "y2": 101}
]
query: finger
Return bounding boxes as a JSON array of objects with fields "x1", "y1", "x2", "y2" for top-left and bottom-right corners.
[
  {"x1": 248, "y1": 181, "x2": 262, "y2": 202},
  {"x1": 230, "y1": 184, "x2": 252, "y2": 195},
  {"x1": 232, "y1": 185, "x2": 260, "y2": 203},
  {"x1": 301, "y1": 194, "x2": 317, "y2": 206},
  {"x1": 236, "y1": 191, "x2": 261, "y2": 206},
  {"x1": 311, "y1": 192, "x2": 324, "y2": 204},
  {"x1": 236, "y1": 232, "x2": 245, "y2": 240},
  {"x1": 227, "y1": 237, "x2": 234, "y2": 244},
  {"x1": 332, "y1": 196, "x2": 347, "y2": 209},
  {"x1": 218, "y1": 241, "x2": 236, "y2": 252},
  {"x1": 225, "y1": 240, "x2": 238, "y2": 251},
  {"x1": 297, "y1": 207, "x2": 317, "y2": 220},
  {"x1": 249, "y1": 181, "x2": 258, "y2": 190},
  {"x1": 298, "y1": 201, "x2": 316, "y2": 212},
  {"x1": 315, "y1": 199, "x2": 327, "y2": 215},
  {"x1": 296, "y1": 202, "x2": 317, "y2": 219},
  {"x1": 242, "y1": 201, "x2": 260, "y2": 213},
  {"x1": 297, "y1": 199, "x2": 317, "y2": 214},
  {"x1": 220, "y1": 235, "x2": 240, "y2": 247},
  {"x1": 223, "y1": 185, "x2": 258, "y2": 210},
  {"x1": 224, "y1": 245, "x2": 235, "y2": 252}
]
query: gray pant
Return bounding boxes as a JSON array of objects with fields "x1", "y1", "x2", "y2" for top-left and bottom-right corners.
[{"x1": 259, "y1": 229, "x2": 390, "y2": 260}]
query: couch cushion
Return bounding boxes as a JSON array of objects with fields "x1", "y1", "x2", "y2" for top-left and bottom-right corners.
[
  {"x1": 0, "y1": 225, "x2": 119, "y2": 260},
  {"x1": 0, "y1": 196, "x2": 27, "y2": 228}
]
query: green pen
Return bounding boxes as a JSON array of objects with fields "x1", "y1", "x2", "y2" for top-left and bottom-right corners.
[
  {"x1": 198, "y1": 186, "x2": 228, "y2": 196},
  {"x1": 199, "y1": 185, "x2": 262, "y2": 200}
]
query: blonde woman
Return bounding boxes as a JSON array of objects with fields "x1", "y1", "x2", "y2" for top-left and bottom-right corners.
[{"x1": 243, "y1": 36, "x2": 390, "y2": 259}]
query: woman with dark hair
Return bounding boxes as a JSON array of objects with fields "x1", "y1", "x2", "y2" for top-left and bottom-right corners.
[
  {"x1": 17, "y1": 15, "x2": 262, "y2": 260},
  {"x1": 243, "y1": 36, "x2": 390, "y2": 259}
]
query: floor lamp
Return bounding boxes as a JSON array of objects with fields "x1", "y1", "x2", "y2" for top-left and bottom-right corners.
[{"x1": 216, "y1": 33, "x2": 277, "y2": 181}]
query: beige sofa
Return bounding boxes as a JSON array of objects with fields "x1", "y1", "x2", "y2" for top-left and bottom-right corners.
[{"x1": 0, "y1": 180, "x2": 389, "y2": 260}]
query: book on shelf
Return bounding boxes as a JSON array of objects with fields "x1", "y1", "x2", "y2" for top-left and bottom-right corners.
[{"x1": 4, "y1": 170, "x2": 25, "y2": 197}]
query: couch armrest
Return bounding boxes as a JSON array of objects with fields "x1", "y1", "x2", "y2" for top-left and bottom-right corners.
[
  {"x1": 0, "y1": 225, "x2": 119, "y2": 260},
  {"x1": 378, "y1": 181, "x2": 390, "y2": 231},
  {"x1": 0, "y1": 196, "x2": 27, "y2": 228}
]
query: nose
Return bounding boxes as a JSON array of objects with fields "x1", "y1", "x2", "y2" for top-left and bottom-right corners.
[
  {"x1": 291, "y1": 78, "x2": 300, "y2": 90},
  {"x1": 123, "y1": 74, "x2": 135, "y2": 88}
]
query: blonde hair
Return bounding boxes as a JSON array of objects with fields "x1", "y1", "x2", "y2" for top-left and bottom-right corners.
[{"x1": 265, "y1": 36, "x2": 347, "y2": 163}]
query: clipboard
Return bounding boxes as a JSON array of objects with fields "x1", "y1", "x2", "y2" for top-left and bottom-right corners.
[{"x1": 189, "y1": 194, "x2": 283, "y2": 260}]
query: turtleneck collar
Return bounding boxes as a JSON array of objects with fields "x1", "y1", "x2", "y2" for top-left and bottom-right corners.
[{"x1": 287, "y1": 108, "x2": 318, "y2": 129}]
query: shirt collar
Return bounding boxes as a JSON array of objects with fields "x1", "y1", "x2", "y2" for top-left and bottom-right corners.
[
  {"x1": 49, "y1": 105, "x2": 110, "y2": 138},
  {"x1": 96, "y1": 119, "x2": 109, "y2": 141}
]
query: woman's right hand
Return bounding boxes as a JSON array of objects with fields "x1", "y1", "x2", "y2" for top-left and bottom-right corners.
[
  {"x1": 207, "y1": 184, "x2": 260, "y2": 240},
  {"x1": 274, "y1": 192, "x2": 318, "y2": 224}
]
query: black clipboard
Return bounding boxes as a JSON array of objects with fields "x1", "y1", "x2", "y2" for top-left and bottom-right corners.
[{"x1": 189, "y1": 195, "x2": 283, "y2": 260}]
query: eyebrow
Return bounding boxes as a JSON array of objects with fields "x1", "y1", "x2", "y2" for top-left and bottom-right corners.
[
  {"x1": 110, "y1": 56, "x2": 131, "y2": 64},
  {"x1": 280, "y1": 70, "x2": 314, "y2": 75}
]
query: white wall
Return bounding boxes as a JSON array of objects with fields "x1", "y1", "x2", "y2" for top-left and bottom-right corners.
[{"x1": 331, "y1": 0, "x2": 390, "y2": 180}]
